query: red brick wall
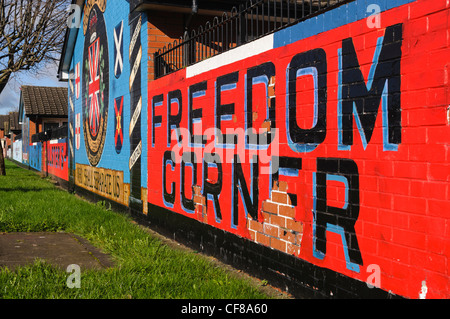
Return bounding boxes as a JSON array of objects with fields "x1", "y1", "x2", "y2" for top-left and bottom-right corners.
[
  {"x1": 147, "y1": 0, "x2": 450, "y2": 299},
  {"x1": 147, "y1": 11, "x2": 185, "y2": 81}
]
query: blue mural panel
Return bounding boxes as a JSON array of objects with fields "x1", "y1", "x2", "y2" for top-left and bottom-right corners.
[
  {"x1": 29, "y1": 143, "x2": 42, "y2": 172},
  {"x1": 69, "y1": 0, "x2": 148, "y2": 211}
]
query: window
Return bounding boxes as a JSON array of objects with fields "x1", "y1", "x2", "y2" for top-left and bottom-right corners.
[{"x1": 43, "y1": 122, "x2": 60, "y2": 132}]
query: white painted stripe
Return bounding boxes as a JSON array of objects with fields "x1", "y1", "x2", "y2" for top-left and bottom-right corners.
[
  {"x1": 129, "y1": 96, "x2": 142, "y2": 137},
  {"x1": 129, "y1": 46, "x2": 142, "y2": 91},
  {"x1": 69, "y1": 76, "x2": 74, "y2": 94},
  {"x1": 129, "y1": 140, "x2": 142, "y2": 170},
  {"x1": 129, "y1": 16, "x2": 142, "y2": 59},
  {"x1": 69, "y1": 97, "x2": 74, "y2": 113},
  {"x1": 186, "y1": 34, "x2": 274, "y2": 78}
]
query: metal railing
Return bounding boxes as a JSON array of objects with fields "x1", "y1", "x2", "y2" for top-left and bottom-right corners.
[
  {"x1": 154, "y1": 0, "x2": 351, "y2": 78},
  {"x1": 31, "y1": 125, "x2": 68, "y2": 143}
]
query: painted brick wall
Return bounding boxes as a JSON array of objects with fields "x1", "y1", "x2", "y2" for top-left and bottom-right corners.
[
  {"x1": 68, "y1": 0, "x2": 149, "y2": 211},
  {"x1": 27, "y1": 139, "x2": 68, "y2": 182},
  {"x1": 45, "y1": 139, "x2": 69, "y2": 181},
  {"x1": 147, "y1": 0, "x2": 450, "y2": 299},
  {"x1": 29, "y1": 142, "x2": 42, "y2": 172}
]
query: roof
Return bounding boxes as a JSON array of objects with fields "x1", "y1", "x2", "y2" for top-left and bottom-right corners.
[{"x1": 21, "y1": 86, "x2": 68, "y2": 117}]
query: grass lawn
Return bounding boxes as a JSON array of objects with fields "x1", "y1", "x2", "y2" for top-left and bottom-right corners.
[{"x1": 0, "y1": 160, "x2": 274, "y2": 299}]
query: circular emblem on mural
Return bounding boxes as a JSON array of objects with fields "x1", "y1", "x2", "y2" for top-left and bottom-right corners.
[{"x1": 82, "y1": 4, "x2": 109, "y2": 167}]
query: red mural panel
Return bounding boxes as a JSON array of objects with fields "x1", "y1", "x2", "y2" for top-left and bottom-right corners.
[
  {"x1": 148, "y1": 0, "x2": 450, "y2": 299},
  {"x1": 43, "y1": 139, "x2": 69, "y2": 181}
]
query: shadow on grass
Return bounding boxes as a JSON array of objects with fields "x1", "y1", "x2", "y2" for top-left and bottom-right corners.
[{"x1": 0, "y1": 187, "x2": 55, "y2": 193}]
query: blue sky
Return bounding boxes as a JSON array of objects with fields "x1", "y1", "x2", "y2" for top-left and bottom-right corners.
[{"x1": 0, "y1": 62, "x2": 66, "y2": 115}]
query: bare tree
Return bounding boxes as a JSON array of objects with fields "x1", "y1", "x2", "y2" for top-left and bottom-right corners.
[
  {"x1": 0, "y1": 0, "x2": 70, "y2": 175},
  {"x1": 0, "y1": 0, "x2": 69, "y2": 93}
]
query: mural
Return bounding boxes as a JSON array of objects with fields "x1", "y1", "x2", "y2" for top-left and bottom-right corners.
[
  {"x1": 68, "y1": 0, "x2": 148, "y2": 213},
  {"x1": 82, "y1": 1, "x2": 109, "y2": 167},
  {"x1": 26, "y1": 140, "x2": 68, "y2": 182},
  {"x1": 69, "y1": 65, "x2": 76, "y2": 185},
  {"x1": 75, "y1": 163, "x2": 130, "y2": 206},
  {"x1": 148, "y1": 0, "x2": 450, "y2": 299},
  {"x1": 46, "y1": 139, "x2": 69, "y2": 181},
  {"x1": 83, "y1": 0, "x2": 107, "y2": 35},
  {"x1": 29, "y1": 143, "x2": 42, "y2": 172},
  {"x1": 12, "y1": 139, "x2": 22, "y2": 163},
  {"x1": 30, "y1": 0, "x2": 446, "y2": 299}
]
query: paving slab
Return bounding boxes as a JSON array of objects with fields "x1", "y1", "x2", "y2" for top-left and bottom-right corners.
[{"x1": 0, "y1": 232, "x2": 114, "y2": 271}]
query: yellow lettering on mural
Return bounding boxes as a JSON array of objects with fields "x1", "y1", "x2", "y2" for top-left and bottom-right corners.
[{"x1": 75, "y1": 164, "x2": 130, "y2": 206}]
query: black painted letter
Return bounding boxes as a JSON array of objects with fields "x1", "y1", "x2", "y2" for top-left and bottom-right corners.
[
  {"x1": 314, "y1": 158, "x2": 362, "y2": 268},
  {"x1": 341, "y1": 23, "x2": 403, "y2": 149},
  {"x1": 287, "y1": 48, "x2": 327, "y2": 152}
]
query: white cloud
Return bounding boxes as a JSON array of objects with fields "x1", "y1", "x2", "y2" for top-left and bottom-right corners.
[
  {"x1": 0, "y1": 63, "x2": 66, "y2": 115},
  {"x1": 0, "y1": 81, "x2": 20, "y2": 114}
]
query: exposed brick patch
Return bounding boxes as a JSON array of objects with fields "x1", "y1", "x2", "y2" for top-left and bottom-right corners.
[
  {"x1": 248, "y1": 181, "x2": 303, "y2": 257},
  {"x1": 193, "y1": 185, "x2": 208, "y2": 223}
]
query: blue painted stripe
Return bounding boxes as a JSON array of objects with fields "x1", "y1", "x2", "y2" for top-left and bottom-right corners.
[{"x1": 273, "y1": 0, "x2": 416, "y2": 48}]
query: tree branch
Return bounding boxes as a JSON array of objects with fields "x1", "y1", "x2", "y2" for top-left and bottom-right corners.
[{"x1": 0, "y1": 0, "x2": 70, "y2": 95}]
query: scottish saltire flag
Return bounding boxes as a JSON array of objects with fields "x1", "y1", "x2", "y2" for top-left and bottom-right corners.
[{"x1": 114, "y1": 21, "x2": 123, "y2": 79}]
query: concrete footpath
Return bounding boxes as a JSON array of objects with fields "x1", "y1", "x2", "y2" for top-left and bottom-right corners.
[{"x1": 0, "y1": 232, "x2": 114, "y2": 271}]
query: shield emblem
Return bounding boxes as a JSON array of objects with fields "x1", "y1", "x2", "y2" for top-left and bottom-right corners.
[
  {"x1": 114, "y1": 96, "x2": 124, "y2": 154},
  {"x1": 82, "y1": 4, "x2": 109, "y2": 167}
]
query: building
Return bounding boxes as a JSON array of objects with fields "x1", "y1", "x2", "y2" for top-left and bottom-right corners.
[
  {"x1": 57, "y1": 0, "x2": 450, "y2": 299},
  {"x1": 5, "y1": 111, "x2": 22, "y2": 163},
  {"x1": 18, "y1": 85, "x2": 68, "y2": 167},
  {"x1": 0, "y1": 114, "x2": 10, "y2": 158},
  {"x1": 19, "y1": 85, "x2": 68, "y2": 135}
]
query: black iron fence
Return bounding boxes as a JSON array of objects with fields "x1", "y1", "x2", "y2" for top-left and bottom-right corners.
[
  {"x1": 31, "y1": 125, "x2": 68, "y2": 143},
  {"x1": 155, "y1": 0, "x2": 351, "y2": 78}
]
